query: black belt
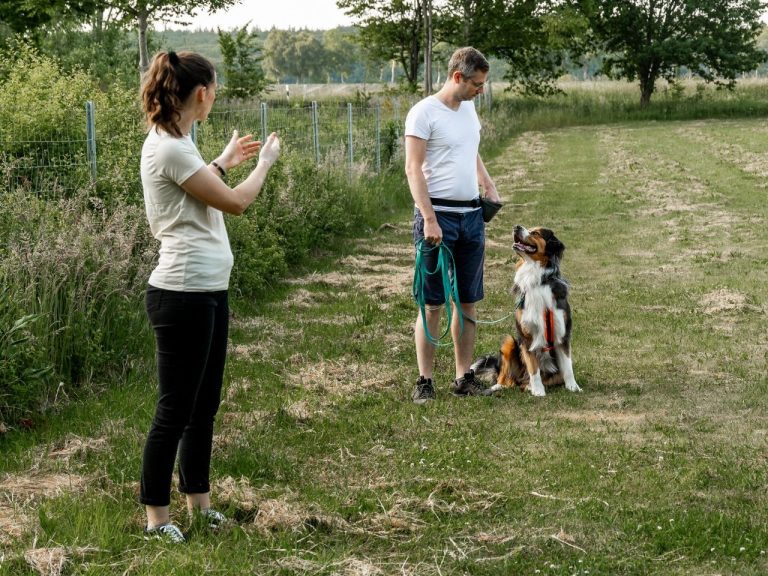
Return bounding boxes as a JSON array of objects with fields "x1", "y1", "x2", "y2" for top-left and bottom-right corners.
[{"x1": 430, "y1": 197, "x2": 481, "y2": 208}]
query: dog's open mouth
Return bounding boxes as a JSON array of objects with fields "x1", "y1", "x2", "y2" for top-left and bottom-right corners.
[{"x1": 513, "y1": 242, "x2": 537, "y2": 253}]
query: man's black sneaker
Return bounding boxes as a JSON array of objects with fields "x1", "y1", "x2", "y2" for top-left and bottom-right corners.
[
  {"x1": 452, "y1": 370, "x2": 487, "y2": 396},
  {"x1": 412, "y1": 376, "x2": 435, "y2": 405}
]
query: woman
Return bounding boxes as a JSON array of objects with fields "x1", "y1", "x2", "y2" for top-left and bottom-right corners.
[{"x1": 139, "y1": 50, "x2": 280, "y2": 543}]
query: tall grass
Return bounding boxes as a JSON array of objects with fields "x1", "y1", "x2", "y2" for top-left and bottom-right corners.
[
  {"x1": 0, "y1": 190, "x2": 155, "y2": 419},
  {"x1": 489, "y1": 78, "x2": 768, "y2": 136}
]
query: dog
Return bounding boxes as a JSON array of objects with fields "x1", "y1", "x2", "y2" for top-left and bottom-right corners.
[{"x1": 472, "y1": 225, "x2": 581, "y2": 397}]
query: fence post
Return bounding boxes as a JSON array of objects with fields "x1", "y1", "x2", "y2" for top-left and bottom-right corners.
[
  {"x1": 85, "y1": 101, "x2": 97, "y2": 185},
  {"x1": 190, "y1": 121, "x2": 197, "y2": 145},
  {"x1": 311, "y1": 101, "x2": 320, "y2": 165},
  {"x1": 347, "y1": 103, "x2": 353, "y2": 179},
  {"x1": 394, "y1": 100, "x2": 401, "y2": 140},
  {"x1": 260, "y1": 102, "x2": 268, "y2": 144},
  {"x1": 375, "y1": 104, "x2": 381, "y2": 174}
]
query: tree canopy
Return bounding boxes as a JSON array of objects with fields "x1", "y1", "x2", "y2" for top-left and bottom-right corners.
[
  {"x1": 217, "y1": 23, "x2": 267, "y2": 99},
  {"x1": 575, "y1": 0, "x2": 767, "y2": 105}
]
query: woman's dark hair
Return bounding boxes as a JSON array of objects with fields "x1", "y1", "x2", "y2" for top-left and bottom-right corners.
[{"x1": 141, "y1": 51, "x2": 216, "y2": 138}]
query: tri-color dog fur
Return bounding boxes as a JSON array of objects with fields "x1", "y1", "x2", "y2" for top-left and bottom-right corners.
[{"x1": 472, "y1": 225, "x2": 581, "y2": 397}]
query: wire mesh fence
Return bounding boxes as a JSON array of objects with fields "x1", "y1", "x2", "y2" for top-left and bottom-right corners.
[{"x1": 0, "y1": 89, "x2": 495, "y2": 198}]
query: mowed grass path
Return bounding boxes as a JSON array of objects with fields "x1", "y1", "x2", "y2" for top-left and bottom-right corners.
[{"x1": 1, "y1": 119, "x2": 767, "y2": 575}]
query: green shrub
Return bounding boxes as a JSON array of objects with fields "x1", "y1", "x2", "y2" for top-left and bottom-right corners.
[{"x1": 0, "y1": 41, "x2": 145, "y2": 206}]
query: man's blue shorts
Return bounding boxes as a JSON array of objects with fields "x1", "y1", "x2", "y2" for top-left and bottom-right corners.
[{"x1": 413, "y1": 207, "x2": 485, "y2": 305}]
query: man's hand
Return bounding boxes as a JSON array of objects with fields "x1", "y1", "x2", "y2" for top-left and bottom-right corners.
[
  {"x1": 482, "y1": 180, "x2": 501, "y2": 203},
  {"x1": 423, "y1": 217, "x2": 443, "y2": 246}
]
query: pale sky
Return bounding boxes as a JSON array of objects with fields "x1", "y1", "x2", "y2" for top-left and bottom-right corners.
[{"x1": 163, "y1": 0, "x2": 354, "y2": 31}]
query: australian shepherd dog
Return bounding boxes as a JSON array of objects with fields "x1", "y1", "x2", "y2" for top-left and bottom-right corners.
[{"x1": 472, "y1": 225, "x2": 581, "y2": 397}]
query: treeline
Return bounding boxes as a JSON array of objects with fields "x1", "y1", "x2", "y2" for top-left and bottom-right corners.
[{"x1": 2, "y1": 1, "x2": 768, "y2": 107}]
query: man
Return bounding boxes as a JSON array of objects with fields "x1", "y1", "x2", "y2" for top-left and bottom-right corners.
[{"x1": 405, "y1": 46, "x2": 501, "y2": 404}]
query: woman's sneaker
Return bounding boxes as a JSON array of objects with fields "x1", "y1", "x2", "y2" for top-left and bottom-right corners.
[
  {"x1": 144, "y1": 523, "x2": 186, "y2": 543},
  {"x1": 412, "y1": 376, "x2": 435, "y2": 404},
  {"x1": 199, "y1": 508, "x2": 228, "y2": 529}
]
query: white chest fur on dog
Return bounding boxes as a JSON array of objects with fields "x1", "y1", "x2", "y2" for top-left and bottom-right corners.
[{"x1": 514, "y1": 261, "x2": 567, "y2": 355}]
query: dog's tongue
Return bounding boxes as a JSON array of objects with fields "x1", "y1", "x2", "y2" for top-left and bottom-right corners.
[{"x1": 514, "y1": 242, "x2": 536, "y2": 253}]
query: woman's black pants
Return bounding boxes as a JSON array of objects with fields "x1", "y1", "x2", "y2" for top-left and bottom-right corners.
[{"x1": 140, "y1": 286, "x2": 229, "y2": 506}]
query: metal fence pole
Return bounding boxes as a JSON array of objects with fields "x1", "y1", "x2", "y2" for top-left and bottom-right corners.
[
  {"x1": 311, "y1": 101, "x2": 320, "y2": 165},
  {"x1": 260, "y1": 102, "x2": 268, "y2": 144},
  {"x1": 190, "y1": 121, "x2": 197, "y2": 145},
  {"x1": 394, "y1": 100, "x2": 401, "y2": 139},
  {"x1": 85, "y1": 101, "x2": 97, "y2": 185},
  {"x1": 375, "y1": 104, "x2": 381, "y2": 174},
  {"x1": 347, "y1": 103, "x2": 353, "y2": 178}
]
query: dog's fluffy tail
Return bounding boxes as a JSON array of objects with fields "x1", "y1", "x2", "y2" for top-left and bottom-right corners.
[{"x1": 470, "y1": 353, "x2": 500, "y2": 383}]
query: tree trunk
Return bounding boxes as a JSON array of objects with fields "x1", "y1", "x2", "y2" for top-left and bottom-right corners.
[
  {"x1": 424, "y1": 0, "x2": 432, "y2": 94},
  {"x1": 138, "y1": 11, "x2": 149, "y2": 75},
  {"x1": 639, "y1": 69, "x2": 656, "y2": 108}
]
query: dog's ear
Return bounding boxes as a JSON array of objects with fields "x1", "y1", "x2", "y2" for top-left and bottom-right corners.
[{"x1": 544, "y1": 232, "x2": 565, "y2": 259}]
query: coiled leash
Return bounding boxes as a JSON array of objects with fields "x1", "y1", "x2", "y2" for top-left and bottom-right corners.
[{"x1": 412, "y1": 239, "x2": 463, "y2": 346}]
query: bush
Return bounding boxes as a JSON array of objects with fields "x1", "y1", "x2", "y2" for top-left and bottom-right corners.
[{"x1": 0, "y1": 41, "x2": 145, "y2": 206}]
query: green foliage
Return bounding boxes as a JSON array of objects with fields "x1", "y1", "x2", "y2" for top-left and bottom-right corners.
[
  {"x1": 226, "y1": 154, "x2": 358, "y2": 297},
  {"x1": 0, "y1": 287, "x2": 53, "y2": 420},
  {"x1": 217, "y1": 24, "x2": 267, "y2": 100},
  {"x1": 577, "y1": 0, "x2": 767, "y2": 105},
  {"x1": 338, "y1": 0, "x2": 424, "y2": 87},
  {"x1": 0, "y1": 41, "x2": 145, "y2": 204},
  {"x1": 0, "y1": 190, "x2": 155, "y2": 418}
]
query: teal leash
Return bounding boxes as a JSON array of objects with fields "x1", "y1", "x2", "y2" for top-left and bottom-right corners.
[{"x1": 412, "y1": 240, "x2": 463, "y2": 347}]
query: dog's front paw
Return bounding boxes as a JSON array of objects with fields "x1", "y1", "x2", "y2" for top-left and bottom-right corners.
[
  {"x1": 565, "y1": 380, "x2": 582, "y2": 392},
  {"x1": 529, "y1": 382, "x2": 546, "y2": 397}
]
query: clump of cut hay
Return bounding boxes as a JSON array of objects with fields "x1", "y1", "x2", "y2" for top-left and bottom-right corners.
[
  {"x1": 699, "y1": 288, "x2": 748, "y2": 315},
  {"x1": 23, "y1": 546, "x2": 99, "y2": 576},
  {"x1": 214, "y1": 476, "x2": 262, "y2": 512},
  {"x1": 24, "y1": 547, "x2": 68, "y2": 576},
  {"x1": 48, "y1": 434, "x2": 108, "y2": 461},
  {"x1": 287, "y1": 357, "x2": 401, "y2": 395},
  {"x1": 0, "y1": 506, "x2": 31, "y2": 544},
  {"x1": 253, "y1": 494, "x2": 347, "y2": 535},
  {"x1": 0, "y1": 473, "x2": 88, "y2": 502},
  {"x1": 285, "y1": 400, "x2": 315, "y2": 422}
]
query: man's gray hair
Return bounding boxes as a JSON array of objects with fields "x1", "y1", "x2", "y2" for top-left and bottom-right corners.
[{"x1": 447, "y1": 47, "x2": 490, "y2": 78}]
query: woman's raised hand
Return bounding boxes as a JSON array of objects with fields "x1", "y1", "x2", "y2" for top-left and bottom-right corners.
[
  {"x1": 258, "y1": 133, "x2": 280, "y2": 167},
  {"x1": 219, "y1": 130, "x2": 261, "y2": 170}
]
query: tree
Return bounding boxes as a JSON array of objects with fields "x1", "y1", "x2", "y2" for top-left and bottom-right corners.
[
  {"x1": 323, "y1": 28, "x2": 359, "y2": 82},
  {"x1": 337, "y1": 0, "x2": 426, "y2": 88},
  {"x1": 102, "y1": 0, "x2": 239, "y2": 73},
  {"x1": 263, "y1": 29, "x2": 326, "y2": 83},
  {"x1": 576, "y1": 0, "x2": 767, "y2": 106},
  {"x1": 217, "y1": 23, "x2": 267, "y2": 99},
  {"x1": 438, "y1": 0, "x2": 591, "y2": 96},
  {"x1": 0, "y1": 0, "x2": 100, "y2": 41}
]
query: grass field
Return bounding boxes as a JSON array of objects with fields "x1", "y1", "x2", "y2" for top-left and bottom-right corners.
[{"x1": 1, "y1": 117, "x2": 767, "y2": 575}]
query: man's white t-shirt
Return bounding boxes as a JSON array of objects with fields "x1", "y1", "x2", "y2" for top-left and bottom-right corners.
[
  {"x1": 141, "y1": 128, "x2": 234, "y2": 292},
  {"x1": 404, "y1": 96, "x2": 482, "y2": 213}
]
